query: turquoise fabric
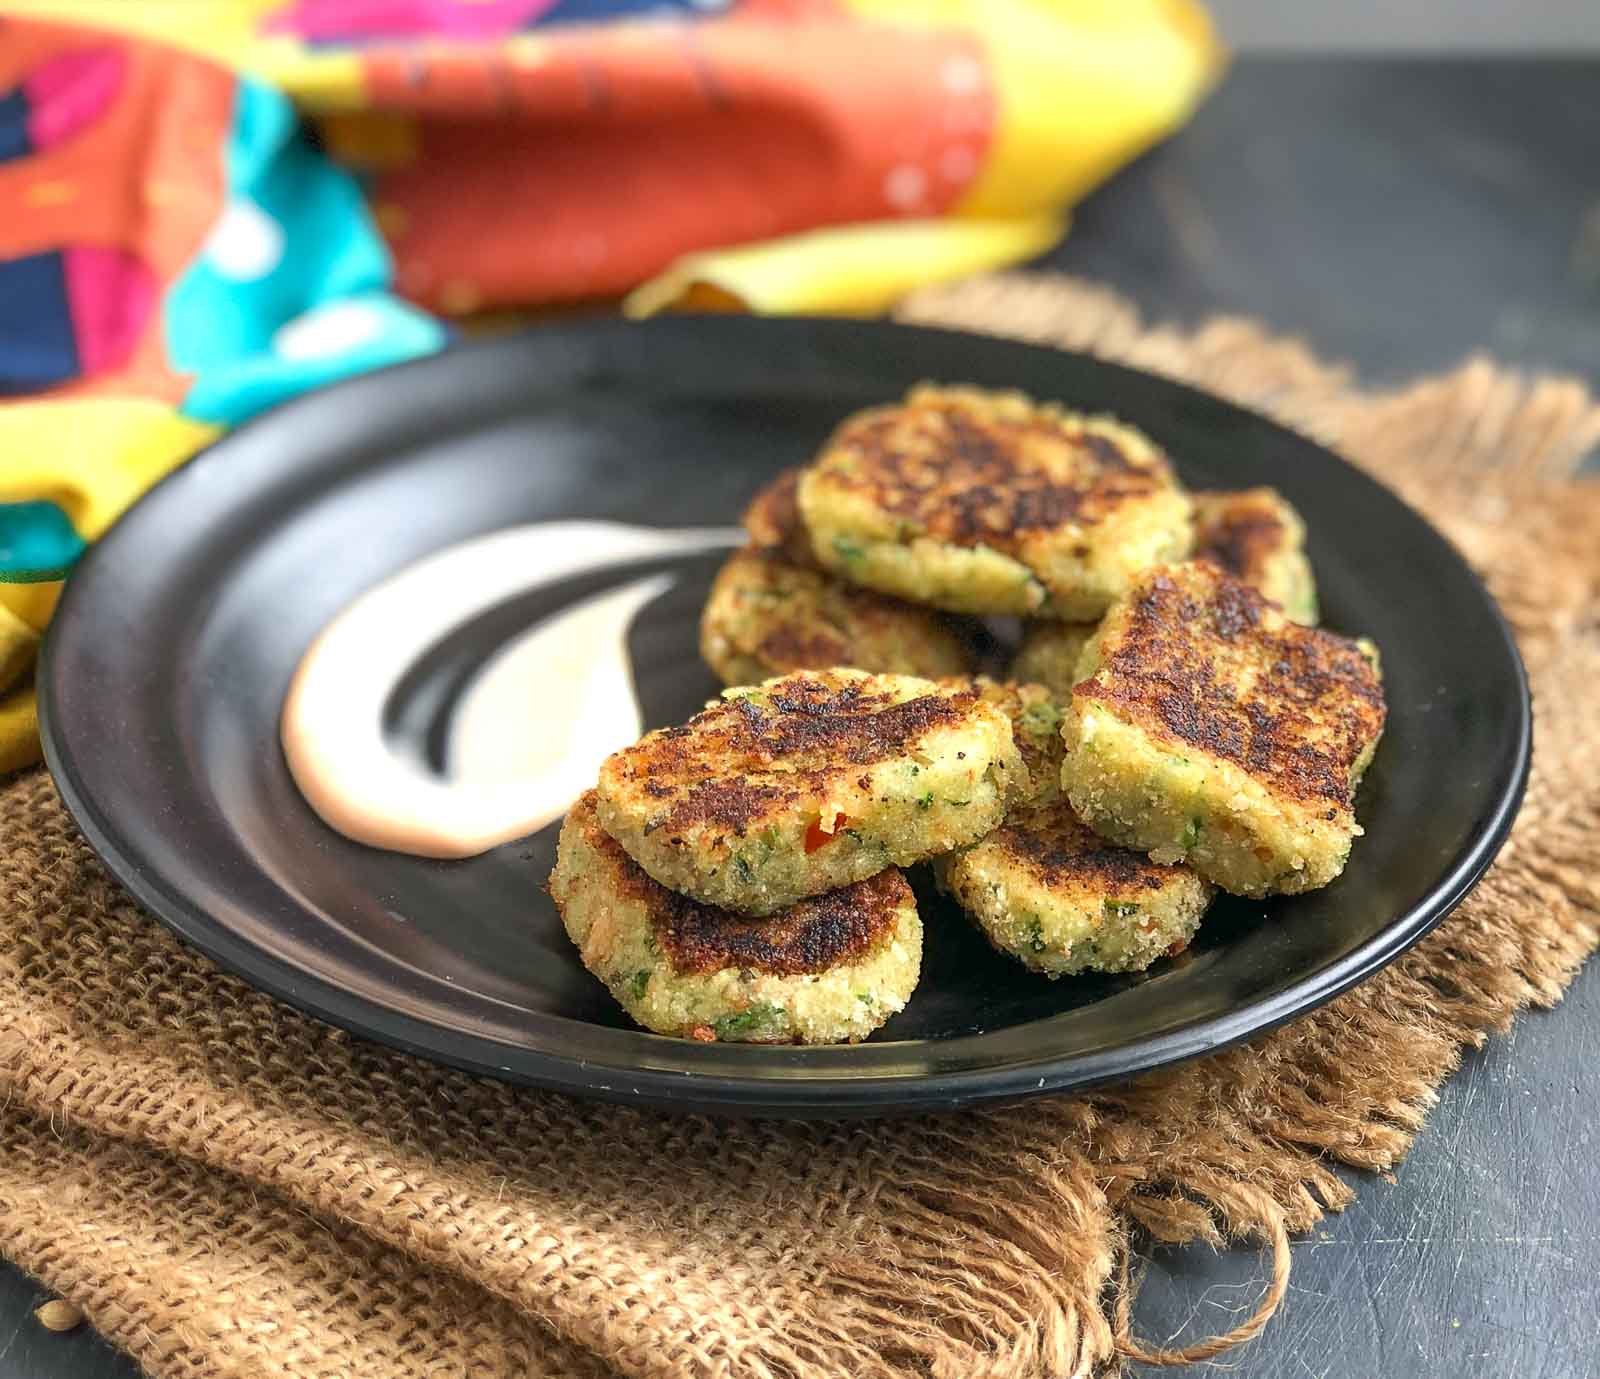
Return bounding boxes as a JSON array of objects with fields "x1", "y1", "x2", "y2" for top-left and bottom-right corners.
[
  {"x1": 0, "y1": 77, "x2": 447, "y2": 580},
  {"x1": 165, "y1": 79, "x2": 446, "y2": 426},
  {"x1": 0, "y1": 502, "x2": 85, "y2": 582}
]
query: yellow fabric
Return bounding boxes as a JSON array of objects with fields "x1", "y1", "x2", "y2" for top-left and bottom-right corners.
[
  {"x1": 0, "y1": 602, "x2": 39, "y2": 769},
  {"x1": 0, "y1": 583, "x2": 57, "y2": 637},
  {"x1": 851, "y1": 0, "x2": 1224, "y2": 219},
  {"x1": 624, "y1": 216, "x2": 1065, "y2": 318},
  {"x1": 963, "y1": 0, "x2": 1223, "y2": 216},
  {"x1": 0, "y1": 2, "x2": 375, "y2": 111},
  {"x1": 0, "y1": 400, "x2": 218, "y2": 770},
  {"x1": 0, "y1": 1, "x2": 280, "y2": 60},
  {"x1": 0, "y1": 603, "x2": 37, "y2": 693},
  {"x1": 0, "y1": 679, "x2": 41, "y2": 774},
  {"x1": 0, "y1": 400, "x2": 220, "y2": 544}
]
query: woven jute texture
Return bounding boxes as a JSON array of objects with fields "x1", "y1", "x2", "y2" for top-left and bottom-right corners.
[{"x1": 2, "y1": 273, "x2": 1598, "y2": 1379}]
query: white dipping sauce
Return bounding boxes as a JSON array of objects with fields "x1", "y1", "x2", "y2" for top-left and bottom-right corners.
[{"x1": 281, "y1": 521, "x2": 738, "y2": 858}]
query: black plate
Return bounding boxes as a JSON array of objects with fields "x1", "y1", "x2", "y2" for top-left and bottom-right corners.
[{"x1": 38, "y1": 317, "x2": 1529, "y2": 1117}]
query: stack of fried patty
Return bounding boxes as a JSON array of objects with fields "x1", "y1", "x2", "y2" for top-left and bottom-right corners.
[
  {"x1": 554, "y1": 384, "x2": 1386, "y2": 1043},
  {"x1": 549, "y1": 669, "x2": 1021, "y2": 1042}
]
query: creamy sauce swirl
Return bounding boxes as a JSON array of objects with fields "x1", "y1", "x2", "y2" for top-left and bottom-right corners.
[{"x1": 281, "y1": 522, "x2": 738, "y2": 858}]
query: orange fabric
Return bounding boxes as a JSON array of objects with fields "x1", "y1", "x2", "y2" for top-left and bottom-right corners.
[
  {"x1": 0, "y1": 20, "x2": 234, "y2": 403},
  {"x1": 348, "y1": 21, "x2": 994, "y2": 307}
]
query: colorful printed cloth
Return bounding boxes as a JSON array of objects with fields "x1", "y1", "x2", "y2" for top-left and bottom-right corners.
[{"x1": 0, "y1": 0, "x2": 1221, "y2": 768}]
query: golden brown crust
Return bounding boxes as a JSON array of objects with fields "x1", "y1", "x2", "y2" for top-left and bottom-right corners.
[
  {"x1": 1191, "y1": 489, "x2": 1295, "y2": 587},
  {"x1": 742, "y1": 469, "x2": 821, "y2": 569},
  {"x1": 566, "y1": 791, "x2": 902, "y2": 976},
  {"x1": 938, "y1": 677, "x2": 1064, "y2": 806},
  {"x1": 987, "y1": 804, "x2": 1185, "y2": 894},
  {"x1": 700, "y1": 546, "x2": 972, "y2": 683},
  {"x1": 623, "y1": 676, "x2": 976, "y2": 840},
  {"x1": 1009, "y1": 621, "x2": 1098, "y2": 698},
  {"x1": 599, "y1": 669, "x2": 1019, "y2": 915},
  {"x1": 641, "y1": 778, "x2": 798, "y2": 839},
  {"x1": 655, "y1": 869, "x2": 907, "y2": 976},
  {"x1": 1076, "y1": 564, "x2": 1385, "y2": 808},
  {"x1": 812, "y1": 387, "x2": 1177, "y2": 556},
  {"x1": 752, "y1": 617, "x2": 847, "y2": 673}
]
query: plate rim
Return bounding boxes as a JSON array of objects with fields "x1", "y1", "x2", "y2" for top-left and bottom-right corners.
[{"x1": 37, "y1": 314, "x2": 1533, "y2": 1117}]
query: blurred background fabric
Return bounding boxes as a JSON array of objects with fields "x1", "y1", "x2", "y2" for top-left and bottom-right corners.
[{"x1": 0, "y1": 0, "x2": 1221, "y2": 769}]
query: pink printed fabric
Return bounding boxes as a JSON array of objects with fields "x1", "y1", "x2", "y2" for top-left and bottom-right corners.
[
  {"x1": 24, "y1": 46, "x2": 125, "y2": 150},
  {"x1": 63, "y1": 245, "x2": 157, "y2": 376},
  {"x1": 265, "y1": 0, "x2": 563, "y2": 42}
]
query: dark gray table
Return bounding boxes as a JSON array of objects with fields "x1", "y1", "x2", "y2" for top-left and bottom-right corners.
[{"x1": 4, "y1": 58, "x2": 1596, "y2": 1379}]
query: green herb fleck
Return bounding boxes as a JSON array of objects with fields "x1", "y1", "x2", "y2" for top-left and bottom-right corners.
[
  {"x1": 628, "y1": 970, "x2": 651, "y2": 1000},
  {"x1": 1103, "y1": 899, "x2": 1141, "y2": 920},
  {"x1": 945, "y1": 798, "x2": 971, "y2": 808},
  {"x1": 1180, "y1": 817, "x2": 1205, "y2": 849},
  {"x1": 916, "y1": 791, "x2": 934, "y2": 811},
  {"x1": 856, "y1": 991, "x2": 875, "y2": 1006},
  {"x1": 1025, "y1": 918, "x2": 1047, "y2": 954},
  {"x1": 832, "y1": 536, "x2": 867, "y2": 562},
  {"x1": 1020, "y1": 698, "x2": 1063, "y2": 740},
  {"x1": 733, "y1": 853, "x2": 755, "y2": 884},
  {"x1": 712, "y1": 1003, "x2": 786, "y2": 1041}
]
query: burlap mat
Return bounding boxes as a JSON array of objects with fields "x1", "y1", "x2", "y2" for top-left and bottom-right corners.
[{"x1": 2, "y1": 274, "x2": 1597, "y2": 1379}]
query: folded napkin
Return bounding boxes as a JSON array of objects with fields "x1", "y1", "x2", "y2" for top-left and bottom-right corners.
[
  {"x1": 0, "y1": 0, "x2": 1220, "y2": 768},
  {"x1": 5, "y1": 0, "x2": 1222, "y2": 316},
  {"x1": 1, "y1": 275, "x2": 1597, "y2": 1378}
]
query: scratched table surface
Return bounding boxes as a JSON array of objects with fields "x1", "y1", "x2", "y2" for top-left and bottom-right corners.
[{"x1": 3, "y1": 58, "x2": 1597, "y2": 1379}]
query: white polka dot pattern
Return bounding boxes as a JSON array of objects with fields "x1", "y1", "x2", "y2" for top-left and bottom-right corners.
[
  {"x1": 273, "y1": 300, "x2": 386, "y2": 361},
  {"x1": 204, "y1": 200, "x2": 285, "y2": 281}
]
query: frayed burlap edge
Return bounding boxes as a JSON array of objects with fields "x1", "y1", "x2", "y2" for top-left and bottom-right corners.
[{"x1": 0, "y1": 272, "x2": 1596, "y2": 1379}]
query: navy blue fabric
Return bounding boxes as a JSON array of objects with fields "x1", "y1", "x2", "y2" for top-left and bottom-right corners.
[
  {"x1": 0, "y1": 87, "x2": 32, "y2": 164},
  {"x1": 0, "y1": 251, "x2": 79, "y2": 393},
  {"x1": 535, "y1": 0, "x2": 731, "y2": 28}
]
